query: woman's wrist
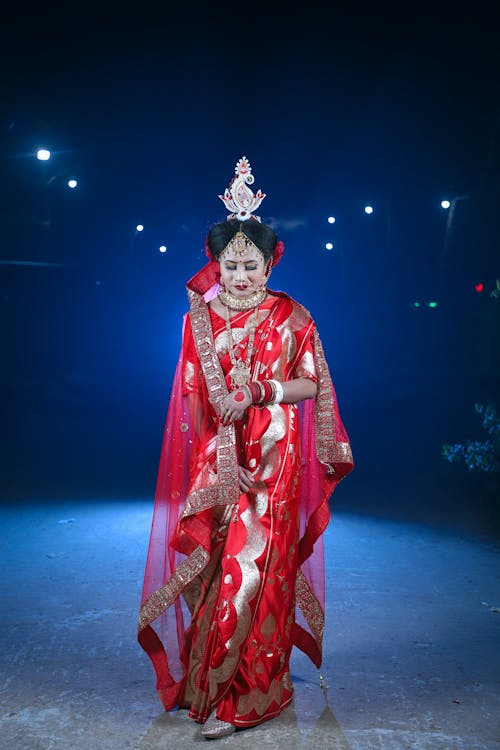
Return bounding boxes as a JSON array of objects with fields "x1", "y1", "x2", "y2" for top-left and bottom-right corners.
[
  {"x1": 269, "y1": 379, "x2": 284, "y2": 403},
  {"x1": 247, "y1": 379, "x2": 283, "y2": 405}
]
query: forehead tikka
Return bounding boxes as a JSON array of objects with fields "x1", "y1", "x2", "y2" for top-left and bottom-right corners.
[{"x1": 219, "y1": 231, "x2": 265, "y2": 263}]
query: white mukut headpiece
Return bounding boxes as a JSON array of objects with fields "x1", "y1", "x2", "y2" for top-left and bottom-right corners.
[{"x1": 218, "y1": 156, "x2": 266, "y2": 221}]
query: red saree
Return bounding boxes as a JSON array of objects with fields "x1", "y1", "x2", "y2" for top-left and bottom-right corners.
[{"x1": 138, "y1": 264, "x2": 354, "y2": 728}]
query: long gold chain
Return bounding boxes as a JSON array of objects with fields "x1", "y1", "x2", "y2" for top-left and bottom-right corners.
[{"x1": 224, "y1": 306, "x2": 259, "y2": 387}]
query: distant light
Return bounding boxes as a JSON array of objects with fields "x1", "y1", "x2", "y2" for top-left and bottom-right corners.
[
  {"x1": 96, "y1": 280, "x2": 101, "y2": 286},
  {"x1": 412, "y1": 302, "x2": 421, "y2": 308},
  {"x1": 37, "y1": 149, "x2": 51, "y2": 161},
  {"x1": 159, "y1": 245, "x2": 167, "y2": 253},
  {"x1": 441, "y1": 200, "x2": 451, "y2": 209},
  {"x1": 475, "y1": 282, "x2": 484, "y2": 293},
  {"x1": 327, "y1": 216, "x2": 336, "y2": 224},
  {"x1": 364, "y1": 205, "x2": 374, "y2": 215},
  {"x1": 136, "y1": 224, "x2": 144, "y2": 232},
  {"x1": 428, "y1": 302, "x2": 438, "y2": 308},
  {"x1": 67, "y1": 179, "x2": 78, "y2": 189},
  {"x1": 325, "y1": 242, "x2": 334, "y2": 251}
]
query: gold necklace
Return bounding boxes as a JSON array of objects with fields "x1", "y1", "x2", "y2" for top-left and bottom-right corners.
[
  {"x1": 224, "y1": 306, "x2": 260, "y2": 386},
  {"x1": 219, "y1": 286, "x2": 267, "y2": 311}
]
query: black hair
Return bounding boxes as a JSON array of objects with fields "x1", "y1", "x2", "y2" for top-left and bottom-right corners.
[{"x1": 207, "y1": 218, "x2": 278, "y2": 262}]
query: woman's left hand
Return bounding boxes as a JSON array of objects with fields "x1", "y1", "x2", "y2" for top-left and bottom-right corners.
[{"x1": 219, "y1": 387, "x2": 252, "y2": 425}]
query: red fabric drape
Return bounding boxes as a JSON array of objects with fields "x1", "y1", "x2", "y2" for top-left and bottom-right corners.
[{"x1": 138, "y1": 262, "x2": 354, "y2": 722}]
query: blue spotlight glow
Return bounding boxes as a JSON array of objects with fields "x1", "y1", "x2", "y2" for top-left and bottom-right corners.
[
  {"x1": 67, "y1": 179, "x2": 78, "y2": 189},
  {"x1": 159, "y1": 245, "x2": 167, "y2": 253},
  {"x1": 364, "y1": 205, "x2": 374, "y2": 215},
  {"x1": 136, "y1": 224, "x2": 144, "y2": 232},
  {"x1": 441, "y1": 200, "x2": 450, "y2": 209},
  {"x1": 325, "y1": 242, "x2": 334, "y2": 251},
  {"x1": 37, "y1": 149, "x2": 51, "y2": 161},
  {"x1": 327, "y1": 216, "x2": 336, "y2": 224}
]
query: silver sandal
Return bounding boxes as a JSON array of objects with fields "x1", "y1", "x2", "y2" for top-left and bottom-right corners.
[{"x1": 201, "y1": 711, "x2": 236, "y2": 739}]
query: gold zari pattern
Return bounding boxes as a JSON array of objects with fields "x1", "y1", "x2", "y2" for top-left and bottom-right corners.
[
  {"x1": 188, "y1": 289, "x2": 240, "y2": 507},
  {"x1": 236, "y1": 673, "x2": 293, "y2": 721},
  {"x1": 295, "y1": 569, "x2": 325, "y2": 649},
  {"x1": 139, "y1": 545, "x2": 209, "y2": 631},
  {"x1": 181, "y1": 486, "x2": 221, "y2": 518},
  {"x1": 313, "y1": 328, "x2": 354, "y2": 471}
]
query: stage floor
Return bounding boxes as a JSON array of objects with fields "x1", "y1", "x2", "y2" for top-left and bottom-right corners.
[{"x1": 1, "y1": 499, "x2": 499, "y2": 749}]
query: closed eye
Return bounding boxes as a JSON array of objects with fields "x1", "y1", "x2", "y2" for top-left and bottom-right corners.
[{"x1": 225, "y1": 264, "x2": 258, "y2": 271}]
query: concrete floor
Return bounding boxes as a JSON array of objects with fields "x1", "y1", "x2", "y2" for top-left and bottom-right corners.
[{"x1": 1, "y1": 499, "x2": 499, "y2": 750}]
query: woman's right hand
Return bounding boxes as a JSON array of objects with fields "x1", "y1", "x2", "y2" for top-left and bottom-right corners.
[
  {"x1": 218, "y1": 387, "x2": 252, "y2": 425},
  {"x1": 238, "y1": 465, "x2": 255, "y2": 493}
]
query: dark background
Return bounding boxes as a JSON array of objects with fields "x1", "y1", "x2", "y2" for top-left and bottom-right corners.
[{"x1": 1, "y1": 5, "x2": 499, "y2": 531}]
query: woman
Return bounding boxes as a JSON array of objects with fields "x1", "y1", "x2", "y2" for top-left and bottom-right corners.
[{"x1": 138, "y1": 157, "x2": 354, "y2": 739}]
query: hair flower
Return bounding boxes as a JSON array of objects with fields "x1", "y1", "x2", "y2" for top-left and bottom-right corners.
[
  {"x1": 272, "y1": 240, "x2": 285, "y2": 267},
  {"x1": 204, "y1": 236, "x2": 215, "y2": 260}
]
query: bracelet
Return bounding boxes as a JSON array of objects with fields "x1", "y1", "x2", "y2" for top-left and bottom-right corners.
[
  {"x1": 256, "y1": 381, "x2": 266, "y2": 403},
  {"x1": 269, "y1": 379, "x2": 284, "y2": 404},
  {"x1": 267, "y1": 380, "x2": 277, "y2": 403},
  {"x1": 248, "y1": 382, "x2": 262, "y2": 404},
  {"x1": 262, "y1": 380, "x2": 274, "y2": 403},
  {"x1": 247, "y1": 379, "x2": 284, "y2": 405}
]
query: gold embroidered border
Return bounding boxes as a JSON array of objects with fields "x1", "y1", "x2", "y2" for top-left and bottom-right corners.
[
  {"x1": 295, "y1": 568, "x2": 324, "y2": 650},
  {"x1": 138, "y1": 545, "x2": 209, "y2": 631},
  {"x1": 181, "y1": 485, "x2": 223, "y2": 518},
  {"x1": 188, "y1": 289, "x2": 239, "y2": 506},
  {"x1": 312, "y1": 329, "x2": 336, "y2": 468},
  {"x1": 188, "y1": 289, "x2": 228, "y2": 408}
]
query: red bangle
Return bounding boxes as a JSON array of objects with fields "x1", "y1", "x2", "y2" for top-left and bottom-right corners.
[
  {"x1": 262, "y1": 380, "x2": 273, "y2": 403},
  {"x1": 257, "y1": 381, "x2": 265, "y2": 403},
  {"x1": 248, "y1": 382, "x2": 261, "y2": 404}
]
